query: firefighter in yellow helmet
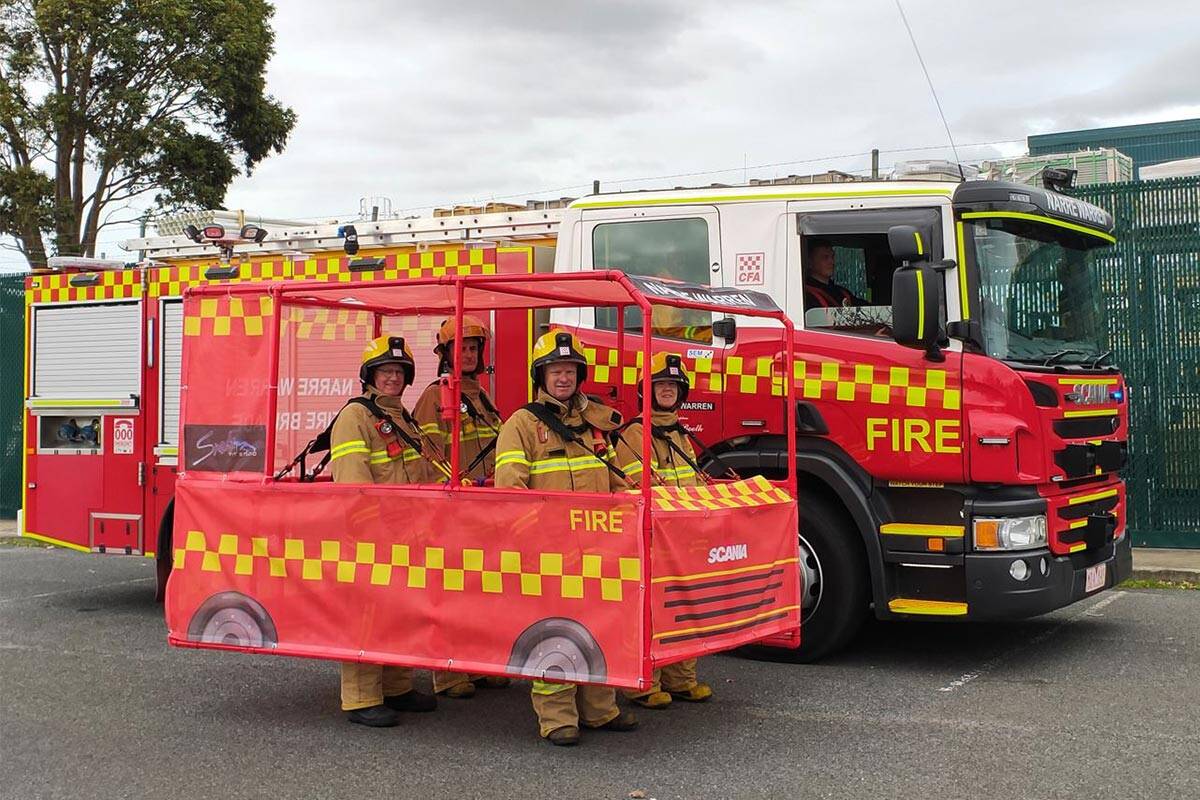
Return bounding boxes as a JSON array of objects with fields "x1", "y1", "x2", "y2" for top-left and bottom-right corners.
[
  {"x1": 330, "y1": 335, "x2": 437, "y2": 727},
  {"x1": 412, "y1": 315, "x2": 509, "y2": 699},
  {"x1": 494, "y1": 329, "x2": 639, "y2": 746},
  {"x1": 614, "y1": 352, "x2": 714, "y2": 708}
]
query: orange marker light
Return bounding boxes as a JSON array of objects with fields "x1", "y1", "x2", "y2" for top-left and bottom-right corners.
[
  {"x1": 927, "y1": 537, "x2": 944, "y2": 552},
  {"x1": 974, "y1": 520, "x2": 1000, "y2": 550}
]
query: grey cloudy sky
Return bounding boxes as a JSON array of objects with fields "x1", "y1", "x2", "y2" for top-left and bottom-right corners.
[{"x1": 7, "y1": 0, "x2": 1200, "y2": 267}]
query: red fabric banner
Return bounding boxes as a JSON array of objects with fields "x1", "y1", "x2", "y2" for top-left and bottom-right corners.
[{"x1": 165, "y1": 477, "x2": 799, "y2": 689}]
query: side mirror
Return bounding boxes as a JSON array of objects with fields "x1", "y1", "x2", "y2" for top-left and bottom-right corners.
[
  {"x1": 887, "y1": 225, "x2": 926, "y2": 263},
  {"x1": 892, "y1": 264, "x2": 942, "y2": 351},
  {"x1": 712, "y1": 317, "x2": 736, "y2": 343}
]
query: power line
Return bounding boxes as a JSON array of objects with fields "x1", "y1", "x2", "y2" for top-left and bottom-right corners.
[{"x1": 895, "y1": 0, "x2": 963, "y2": 178}]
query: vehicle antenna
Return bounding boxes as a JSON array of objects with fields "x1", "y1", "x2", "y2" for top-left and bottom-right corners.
[{"x1": 894, "y1": 0, "x2": 965, "y2": 181}]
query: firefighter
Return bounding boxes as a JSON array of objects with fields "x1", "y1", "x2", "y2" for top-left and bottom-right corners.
[
  {"x1": 412, "y1": 315, "x2": 510, "y2": 700},
  {"x1": 803, "y1": 238, "x2": 866, "y2": 309},
  {"x1": 330, "y1": 334, "x2": 438, "y2": 728},
  {"x1": 614, "y1": 352, "x2": 715, "y2": 709},
  {"x1": 494, "y1": 329, "x2": 639, "y2": 746}
]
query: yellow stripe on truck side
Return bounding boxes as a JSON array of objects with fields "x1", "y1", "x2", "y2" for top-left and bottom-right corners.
[
  {"x1": 879, "y1": 523, "x2": 965, "y2": 538},
  {"x1": 956, "y1": 221, "x2": 970, "y2": 321},
  {"x1": 915, "y1": 268, "x2": 925, "y2": 339}
]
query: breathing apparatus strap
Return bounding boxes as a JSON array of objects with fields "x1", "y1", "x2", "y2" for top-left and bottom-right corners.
[{"x1": 522, "y1": 401, "x2": 634, "y2": 488}]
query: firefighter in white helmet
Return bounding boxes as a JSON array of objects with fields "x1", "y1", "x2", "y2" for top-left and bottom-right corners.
[
  {"x1": 614, "y1": 352, "x2": 715, "y2": 708},
  {"x1": 330, "y1": 335, "x2": 438, "y2": 727},
  {"x1": 412, "y1": 315, "x2": 510, "y2": 699},
  {"x1": 494, "y1": 329, "x2": 639, "y2": 746}
]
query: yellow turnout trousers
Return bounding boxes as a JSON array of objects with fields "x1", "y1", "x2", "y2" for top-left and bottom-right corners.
[
  {"x1": 530, "y1": 680, "x2": 621, "y2": 737},
  {"x1": 340, "y1": 664, "x2": 415, "y2": 711},
  {"x1": 623, "y1": 659, "x2": 699, "y2": 700}
]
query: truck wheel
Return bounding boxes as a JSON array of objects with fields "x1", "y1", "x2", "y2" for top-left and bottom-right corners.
[
  {"x1": 756, "y1": 491, "x2": 869, "y2": 663},
  {"x1": 187, "y1": 592, "x2": 278, "y2": 648},
  {"x1": 507, "y1": 618, "x2": 607, "y2": 683},
  {"x1": 154, "y1": 501, "x2": 174, "y2": 603}
]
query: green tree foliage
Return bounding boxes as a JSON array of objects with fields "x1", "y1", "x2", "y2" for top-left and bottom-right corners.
[{"x1": 0, "y1": 0, "x2": 295, "y2": 266}]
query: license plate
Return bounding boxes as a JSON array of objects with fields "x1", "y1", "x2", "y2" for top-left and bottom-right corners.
[{"x1": 1085, "y1": 563, "x2": 1107, "y2": 593}]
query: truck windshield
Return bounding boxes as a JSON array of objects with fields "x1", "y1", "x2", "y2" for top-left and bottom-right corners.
[{"x1": 967, "y1": 217, "x2": 1112, "y2": 366}]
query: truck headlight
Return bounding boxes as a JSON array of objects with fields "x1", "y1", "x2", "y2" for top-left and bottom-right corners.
[{"x1": 973, "y1": 515, "x2": 1047, "y2": 551}]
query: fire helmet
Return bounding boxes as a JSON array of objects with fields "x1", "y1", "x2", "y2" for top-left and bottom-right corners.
[
  {"x1": 360, "y1": 335, "x2": 415, "y2": 388},
  {"x1": 639, "y1": 352, "x2": 692, "y2": 408},
  {"x1": 530, "y1": 329, "x2": 588, "y2": 387},
  {"x1": 434, "y1": 315, "x2": 490, "y2": 375}
]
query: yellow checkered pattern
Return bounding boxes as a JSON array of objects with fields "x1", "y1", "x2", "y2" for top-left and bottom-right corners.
[
  {"x1": 147, "y1": 247, "x2": 498, "y2": 298},
  {"x1": 183, "y1": 296, "x2": 275, "y2": 337},
  {"x1": 149, "y1": 260, "x2": 288, "y2": 298},
  {"x1": 583, "y1": 346, "x2": 959, "y2": 410},
  {"x1": 281, "y1": 306, "x2": 373, "y2": 341},
  {"x1": 789, "y1": 360, "x2": 960, "y2": 410},
  {"x1": 651, "y1": 475, "x2": 792, "y2": 512},
  {"x1": 292, "y1": 248, "x2": 496, "y2": 283},
  {"x1": 174, "y1": 530, "x2": 641, "y2": 602},
  {"x1": 25, "y1": 270, "x2": 142, "y2": 304}
]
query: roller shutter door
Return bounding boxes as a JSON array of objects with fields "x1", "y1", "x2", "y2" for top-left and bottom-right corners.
[
  {"x1": 160, "y1": 301, "x2": 183, "y2": 445},
  {"x1": 33, "y1": 303, "x2": 141, "y2": 400}
]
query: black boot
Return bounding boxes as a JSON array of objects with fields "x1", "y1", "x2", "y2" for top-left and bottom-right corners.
[
  {"x1": 347, "y1": 704, "x2": 399, "y2": 727},
  {"x1": 547, "y1": 726, "x2": 581, "y2": 746},
  {"x1": 595, "y1": 711, "x2": 639, "y2": 732},
  {"x1": 384, "y1": 690, "x2": 437, "y2": 712}
]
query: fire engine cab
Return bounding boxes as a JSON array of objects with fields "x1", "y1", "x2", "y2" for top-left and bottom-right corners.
[{"x1": 22, "y1": 177, "x2": 1132, "y2": 661}]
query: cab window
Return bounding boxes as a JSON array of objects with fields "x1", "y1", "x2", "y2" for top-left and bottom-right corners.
[
  {"x1": 592, "y1": 218, "x2": 712, "y2": 343},
  {"x1": 798, "y1": 208, "x2": 942, "y2": 337}
]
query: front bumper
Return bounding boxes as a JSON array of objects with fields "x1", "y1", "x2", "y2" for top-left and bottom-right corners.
[{"x1": 964, "y1": 534, "x2": 1132, "y2": 619}]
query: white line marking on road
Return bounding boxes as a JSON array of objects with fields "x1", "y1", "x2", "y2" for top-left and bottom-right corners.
[
  {"x1": 936, "y1": 590, "x2": 1128, "y2": 694},
  {"x1": 0, "y1": 576, "x2": 154, "y2": 605},
  {"x1": 1084, "y1": 590, "x2": 1125, "y2": 617}
]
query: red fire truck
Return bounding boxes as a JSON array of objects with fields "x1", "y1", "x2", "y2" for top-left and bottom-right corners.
[
  {"x1": 164, "y1": 272, "x2": 801, "y2": 685},
  {"x1": 22, "y1": 178, "x2": 1131, "y2": 661}
]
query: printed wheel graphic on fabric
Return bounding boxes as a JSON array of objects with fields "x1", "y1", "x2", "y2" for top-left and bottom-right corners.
[
  {"x1": 507, "y1": 618, "x2": 607, "y2": 684},
  {"x1": 187, "y1": 592, "x2": 278, "y2": 648}
]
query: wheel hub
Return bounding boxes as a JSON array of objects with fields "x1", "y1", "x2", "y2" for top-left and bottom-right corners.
[{"x1": 798, "y1": 533, "x2": 824, "y2": 623}]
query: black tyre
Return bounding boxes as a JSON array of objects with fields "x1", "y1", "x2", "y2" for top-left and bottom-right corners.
[
  {"x1": 755, "y1": 490, "x2": 869, "y2": 663},
  {"x1": 507, "y1": 617, "x2": 606, "y2": 683},
  {"x1": 187, "y1": 591, "x2": 278, "y2": 648},
  {"x1": 154, "y1": 500, "x2": 174, "y2": 603}
]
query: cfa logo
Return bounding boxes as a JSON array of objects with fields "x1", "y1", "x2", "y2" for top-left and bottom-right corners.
[{"x1": 708, "y1": 543, "x2": 748, "y2": 564}]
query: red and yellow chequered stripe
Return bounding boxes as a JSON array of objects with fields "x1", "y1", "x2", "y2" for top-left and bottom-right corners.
[
  {"x1": 281, "y1": 306, "x2": 374, "y2": 341},
  {"x1": 173, "y1": 530, "x2": 640, "y2": 601},
  {"x1": 292, "y1": 248, "x2": 497, "y2": 283},
  {"x1": 28, "y1": 247, "x2": 498, "y2": 305},
  {"x1": 651, "y1": 475, "x2": 792, "y2": 512},
  {"x1": 583, "y1": 345, "x2": 959, "y2": 411},
  {"x1": 25, "y1": 270, "x2": 142, "y2": 304},
  {"x1": 183, "y1": 296, "x2": 275, "y2": 337},
  {"x1": 149, "y1": 260, "x2": 289, "y2": 298}
]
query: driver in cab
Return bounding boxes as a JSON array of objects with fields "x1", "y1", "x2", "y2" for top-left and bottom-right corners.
[{"x1": 803, "y1": 238, "x2": 867, "y2": 310}]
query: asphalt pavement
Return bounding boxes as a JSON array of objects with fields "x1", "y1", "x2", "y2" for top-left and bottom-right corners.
[{"x1": 1, "y1": 544, "x2": 1197, "y2": 800}]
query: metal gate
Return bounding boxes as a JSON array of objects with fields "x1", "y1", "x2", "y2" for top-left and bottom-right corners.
[
  {"x1": 0, "y1": 273, "x2": 25, "y2": 518},
  {"x1": 1074, "y1": 176, "x2": 1200, "y2": 548}
]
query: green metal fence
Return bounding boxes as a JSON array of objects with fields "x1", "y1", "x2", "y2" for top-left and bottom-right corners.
[
  {"x1": 0, "y1": 273, "x2": 26, "y2": 518},
  {"x1": 1073, "y1": 176, "x2": 1200, "y2": 548}
]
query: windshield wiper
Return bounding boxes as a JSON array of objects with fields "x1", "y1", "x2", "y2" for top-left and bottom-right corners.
[
  {"x1": 1089, "y1": 350, "x2": 1114, "y2": 369},
  {"x1": 1043, "y1": 349, "x2": 1087, "y2": 366}
]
